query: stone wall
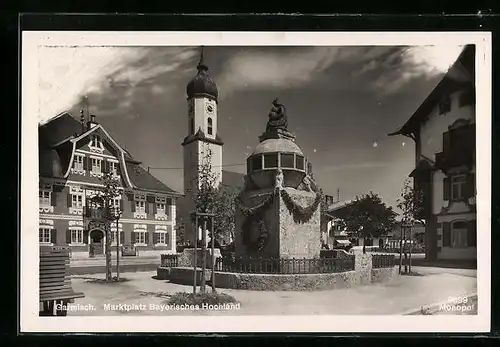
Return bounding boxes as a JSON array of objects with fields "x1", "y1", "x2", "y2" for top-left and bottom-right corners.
[
  {"x1": 278, "y1": 188, "x2": 321, "y2": 259},
  {"x1": 157, "y1": 251, "x2": 399, "y2": 291}
]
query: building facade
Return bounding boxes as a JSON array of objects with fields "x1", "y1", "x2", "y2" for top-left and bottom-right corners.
[
  {"x1": 389, "y1": 44, "x2": 476, "y2": 261},
  {"x1": 39, "y1": 113, "x2": 181, "y2": 258}
]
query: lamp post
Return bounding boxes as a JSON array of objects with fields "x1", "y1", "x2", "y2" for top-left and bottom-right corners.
[{"x1": 115, "y1": 206, "x2": 123, "y2": 281}]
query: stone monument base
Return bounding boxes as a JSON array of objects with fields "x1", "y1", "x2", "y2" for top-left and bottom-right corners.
[
  {"x1": 235, "y1": 187, "x2": 321, "y2": 259},
  {"x1": 177, "y1": 248, "x2": 222, "y2": 269}
]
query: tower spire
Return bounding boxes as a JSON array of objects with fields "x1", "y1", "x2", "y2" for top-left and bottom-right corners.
[{"x1": 197, "y1": 46, "x2": 208, "y2": 71}]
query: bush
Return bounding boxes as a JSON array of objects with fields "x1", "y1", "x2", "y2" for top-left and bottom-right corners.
[{"x1": 167, "y1": 292, "x2": 239, "y2": 306}]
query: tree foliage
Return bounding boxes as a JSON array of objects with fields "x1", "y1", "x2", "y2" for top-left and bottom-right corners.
[
  {"x1": 397, "y1": 178, "x2": 425, "y2": 226},
  {"x1": 334, "y1": 192, "x2": 397, "y2": 252},
  {"x1": 187, "y1": 145, "x2": 238, "y2": 244}
]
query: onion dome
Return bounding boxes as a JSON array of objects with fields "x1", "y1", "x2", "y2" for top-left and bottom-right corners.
[{"x1": 186, "y1": 47, "x2": 218, "y2": 101}]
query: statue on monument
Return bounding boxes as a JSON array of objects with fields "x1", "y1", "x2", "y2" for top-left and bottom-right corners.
[
  {"x1": 266, "y1": 98, "x2": 288, "y2": 132},
  {"x1": 275, "y1": 168, "x2": 284, "y2": 189}
]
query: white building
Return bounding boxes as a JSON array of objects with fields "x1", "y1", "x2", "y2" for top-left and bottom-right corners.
[{"x1": 389, "y1": 44, "x2": 476, "y2": 261}]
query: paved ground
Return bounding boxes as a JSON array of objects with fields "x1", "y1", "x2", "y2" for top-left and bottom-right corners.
[{"x1": 66, "y1": 266, "x2": 477, "y2": 316}]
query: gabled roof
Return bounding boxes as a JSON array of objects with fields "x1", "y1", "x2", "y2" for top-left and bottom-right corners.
[
  {"x1": 326, "y1": 199, "x2": 356, "y2": 216},
  {"x1": 388, "y1": 44, "x2": 475, "y2": 137},
  {"x1": 39, "y1": 112, "x2": 180, "y2": 195},
  {"x1": 39, "y1": 112, "x2": 82, "y2": 147},
  {"x1": 125, "y1": 161, "x2": 182, "y2": 195}
]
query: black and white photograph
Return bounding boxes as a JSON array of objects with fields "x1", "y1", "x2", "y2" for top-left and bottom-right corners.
[{"x1": 21, "y1": 31, "x2": 491, "y2": 333}]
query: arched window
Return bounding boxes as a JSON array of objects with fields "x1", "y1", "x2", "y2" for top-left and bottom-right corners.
[{"x1": 207, "y1": 117, "x2": 213, "y2": 135}]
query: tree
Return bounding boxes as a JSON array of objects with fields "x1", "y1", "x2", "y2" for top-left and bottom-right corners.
[
  {"x1": 187, "y1": 146, "x2": 220, "y2": 293},
  {"x1": 397, "y1": 178, "x2": 425, "y2": 274},
  {"x1": 212, "y1": 183, "x2": 240, "y2": 245},
  {"x1": 334, "y1": 192, "x2": 397, "y2": 254},
  {"x1": 86, "y1": 171, "x2": 122, "y2": 282}
]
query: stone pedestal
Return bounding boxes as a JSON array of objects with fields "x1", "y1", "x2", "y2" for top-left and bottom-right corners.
[
  {"x1": 353, "y1": 250, "x2": 372, "y2": 285},
  {"x1": 235, "y1": 187, "x2": 321, "y2": 259}
]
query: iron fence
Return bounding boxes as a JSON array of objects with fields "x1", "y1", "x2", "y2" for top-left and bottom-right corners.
[
  {"x1": 372, "y1": 254, "x2": 395, "y2": 268},
  {"x1": 214, "y1": 256, "x2": 355, "y2": 274},
  {"x1": 160, "y1": 254, "x2": 179, "y2": 267}
]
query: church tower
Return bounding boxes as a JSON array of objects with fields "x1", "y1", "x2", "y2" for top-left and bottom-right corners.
[{"x1": 182, "y1": 47, "x2": 224, "y2": 242}]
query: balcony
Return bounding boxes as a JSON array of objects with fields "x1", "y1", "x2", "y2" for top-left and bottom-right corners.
[
  {"x1": 39, "y1": 205, "x2": 54, "y2": 213},
  {"x1": 435, "y1": 150, "x2": 474, "y2": 172},
  {"x1": 84, "y1": 206, "x2": 107, "y2": 220},
  {"x1": 155, "y1": 213, "x2": 169, "y2": 221},
  {"x1": 133, "y1": 212, "x2": 147, "y2": 219}
]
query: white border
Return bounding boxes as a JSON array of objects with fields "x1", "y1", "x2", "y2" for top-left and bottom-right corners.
[{"x1": 21, "y1": 31, "x2": 491, "y2": 333}]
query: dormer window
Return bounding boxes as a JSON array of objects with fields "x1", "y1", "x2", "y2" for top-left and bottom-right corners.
[
  {"x1": 89, "y1": 134, "x2": 104, "y2": 152},
  {"x1": 109, "y1": 161, "x2": 117, "y2": 175},
  {"x1": 439, "y1": 96, "x2": 451, "y2": 115},
  {"x1": 207, "y1": 117, "x2": 213, "y2": 135},
  {"x1": 73, "y1": 155, "x2": 84, "y2": 170}
]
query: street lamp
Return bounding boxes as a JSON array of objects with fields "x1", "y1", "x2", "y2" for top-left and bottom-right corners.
[{"x1": 114, "y1": 205, "x2": 123, "y2": 280}]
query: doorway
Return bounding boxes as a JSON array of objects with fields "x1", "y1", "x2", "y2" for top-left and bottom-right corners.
[{"x1": 89, "y1": 229, "x2": 105, "y2": 256}]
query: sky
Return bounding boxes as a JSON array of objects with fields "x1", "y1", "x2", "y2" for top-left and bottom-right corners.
[{"x1": 37, "y1": 44, "x2": 464, "y2": 210}]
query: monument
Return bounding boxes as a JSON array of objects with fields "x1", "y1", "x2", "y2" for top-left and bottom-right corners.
[{"x1": 234, "y1": 99, "x2": 323, "y2": 259}]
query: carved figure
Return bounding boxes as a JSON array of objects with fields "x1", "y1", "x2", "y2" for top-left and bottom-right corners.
[
  {"x1": 302, "y1": 174, "x2": 314, "y2": 192},
  {"x1": 275, "y1": 168, "x2": 284, "y2": 189},
  {"x1": 266, "y1": 98, "x2": 288, "y2": 132}
]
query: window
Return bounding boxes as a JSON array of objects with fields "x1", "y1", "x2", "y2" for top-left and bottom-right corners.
[
  {"x1": 73, "y1": 155, "x2": 84, "y2": 170},
  {"x1": 451, "y1": 175, "x2": 467, "y2": 201},
  {"x1": 207, "y1": 117, "x2": 213, "y2": 135},
  {"x1": 439, "y1": 96, "x2": 451, "y2": 114},
  {"x1": 156, "y1": 203, "x2": 166, "y2": 215},
  {"x1": 109, "y1": 161, "x2": 117, "y2": 175},
  {"x1": 189, "y1": 117, "x2": 195, "y2": 134},
  {"x1": 72, "y1": 194, "x2": 83, "y2": 208},
  {"x1": 157, "y1": 232, "x2": 168, "y2": 244},
  {"x1": 71, "y1": 229, "x2": 83, "y2": 244},
  {"x1": 451, "y1": 221, "x2": 468, "y2": 248},
  {"x1": 459, "y1": 89, "x2": 474, "y2": 107},
  {"x1": 135, "y1": 231, "x2": 146, "y2": 244},
  {"x1": 90, "y1": 135, "x2": 103, "y2": 149},
  {"x1": 91, "y1": 158, "x2": 102, "y2": 173},
  {"x1": 135, "y1": 200, "x2": 145, "y2": 213},
  {"x1": 251, "y1": 155, "x2": 262, "y2": 171},
  {"x1": 263, "y1": 153, "x2": 278, "y2": 168},
  {"x1": 39, "y1": 190, "x2": 51, "y2": 207},
  {"x1": 281, "y1": 153, "x2": 295, "y2": 168},
  {"x1": 295, "y1": 155, "x2": 305, "y2": 170},
  {"x1": 39, "y1": 228, "x2": 51, "y2": 243}
]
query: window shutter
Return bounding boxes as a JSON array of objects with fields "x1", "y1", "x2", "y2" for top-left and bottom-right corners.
[
  {"x1": 465, "y1": 173, "x2": 475, "y2": 198},
  {"x1": 443, "y1": 177, "x2": 451, "y2": 201},
  {"x1": 83, "y1": 230, "x2": 89, "y2": 244},
  {"x1": 66, "y1": 229, "x2": 72, "y2": 244},
  {"x1": 442, "y1": 222, "x2": 451, "y2": 247},
  {"x1": 119, "y1": 199, "x2": 124, "y2": 212},
  {"x1": 102, "y1": 160, "x2": 107, "y2": 173},
  {"x1": 116, "y1": 163, "x2": 121, "y2": 176},
  {"x1": 51, "y1": 191, "x2": 57, "y2": 206},
  {"x1": 51, "y1": 229, "x2": 57, "y2": 244},
  {"x1": 153, "y1": 232, "x2": 159, "y2": 244},
  {"x1": 166, "y1": 232, "x2": 170, "y2": 246},
  {"x1": 145, "y1": 232, "x2": 150, "y2": 245},
  {"x1": 83, "y1": 156, "x2": 87, "y2": 170},
  {"x1": 443, "y1": 131, "x2": 451, "y2": 154},
  {"x1": 145, "y1": 201, "x2": 150, "y2": 214},
  {"x1": 120, "y1": 231, "x2": 124, "y2": 245},
  {"x1": 467, "y1": 220, "x2": 477, "y2": 247},
  {"x1": 67, "y1": 193, "x2": 72, "y2": 207},
  {"x1": 153, "y1": 201, "x2": 157, "y2": 214},
  {"x1": 131, "y1": 232, "x2": 136, "y2": 244},
  {"x1": 131, "y1": 199, "x2": 136, "y2": 212}
]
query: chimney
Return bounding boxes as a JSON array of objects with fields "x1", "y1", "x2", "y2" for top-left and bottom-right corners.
[
  {"x1": 80, "y1": 109, "x2": 86, "y2": 134},
  {"x1": 87, "y1": 114, "x2": 98, "y2": 130}
]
